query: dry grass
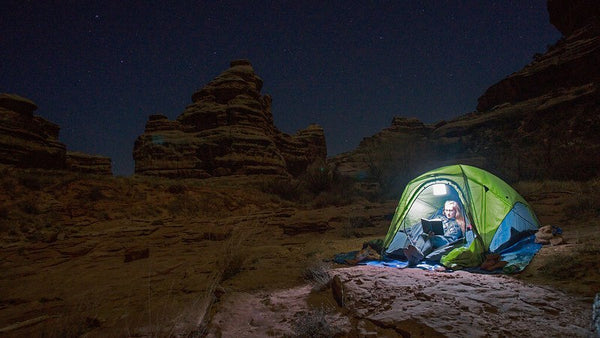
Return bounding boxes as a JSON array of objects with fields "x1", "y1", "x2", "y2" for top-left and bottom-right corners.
[
  {"x1": 258, "y1": 161, "x2": 358, "y2": 207},
  {"x1": 301, "y1": 260, "x2": 332, "y2": 291},
  {"x1": 292, "y1": 307, "x2": 335, "y2": 338},
  {"x1": 218, "y1": 227, "x2": 251, "y2": 281},
  {"x1": 536, "y1": 238, "x2": 600, "y2": 283}
]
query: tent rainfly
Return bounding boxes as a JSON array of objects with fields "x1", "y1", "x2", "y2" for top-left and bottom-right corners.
[{"x1": 383, "y1": 164, "x2": 540, "y2": 270}]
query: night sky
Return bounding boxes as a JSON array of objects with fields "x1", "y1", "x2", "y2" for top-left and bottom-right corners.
[{"x1": 2, "y1": 1, "x2": 561, "y2": 176}]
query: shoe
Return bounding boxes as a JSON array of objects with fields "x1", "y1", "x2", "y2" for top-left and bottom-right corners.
[{"x1": 403, "y1": 244, "x2": 424, "y2": 266}]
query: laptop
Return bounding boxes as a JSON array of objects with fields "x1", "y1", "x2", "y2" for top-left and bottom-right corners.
[{"x1": 421, "y1": 218, "x2": 445, "y2": 235}]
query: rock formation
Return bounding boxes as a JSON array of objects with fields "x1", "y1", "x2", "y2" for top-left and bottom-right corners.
[
  {"x1": 0, "y1": 93, "x2": 66, "y2": 169},
  {"x1": 65, "y1": 151, "x2": 112, "y2": 175},
  {"x1": 0, "y1": 93, "x2": 112, "y2": 175},
  {"x1": 332, "y1": 0, "x2": 600, "y2": 183},
  {"x1": 133, "y1": 60, "x2": 326, "y2": 178}
]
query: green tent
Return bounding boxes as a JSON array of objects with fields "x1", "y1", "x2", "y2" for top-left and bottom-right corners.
[{"x1": 383, "y1": 164, "x2": 540, "y2": 269}]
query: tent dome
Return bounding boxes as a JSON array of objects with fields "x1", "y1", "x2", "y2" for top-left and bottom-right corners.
[{"x1": 383, "y1": 164, "x2": 540, "y2": 270}]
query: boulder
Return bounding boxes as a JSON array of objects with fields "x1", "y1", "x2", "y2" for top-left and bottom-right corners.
[{"x1": 134, "y1": 60, "x2": 326, "y2": 178}]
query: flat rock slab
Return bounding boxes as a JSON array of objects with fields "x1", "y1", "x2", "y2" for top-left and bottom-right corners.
[
  {"x1": 209, "y1": 265, "x2": 593, "y2": 337},
  {"x1": 335, "y1": 265, "x2": 592, "y2": 337}
]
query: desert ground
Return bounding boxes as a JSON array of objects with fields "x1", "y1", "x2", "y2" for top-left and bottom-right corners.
[{"x1": 0, "y1": 166, "x2": 598, "y2": 337}]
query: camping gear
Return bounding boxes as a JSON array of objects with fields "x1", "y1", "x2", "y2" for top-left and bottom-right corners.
[{"x1": 383, "y1": 164, "x2": 540, "y2": 271}]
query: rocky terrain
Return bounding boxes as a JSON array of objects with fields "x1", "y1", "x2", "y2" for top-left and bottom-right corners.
[
  {"x1": 332, "y1": 0, "x2": 600, "y2": 186},
  {"x1": 133, "y1": 60, "x2": 326, "y2": 179},
  {"x1": 0, "y1": 94, "x2": 112, "y2": 175},
  {"x1": 1, "y1": 1, "x2": 599, "y2": 336},
  {"x1": 0, "y1": 168, "x2": 598, "y2": 337}
]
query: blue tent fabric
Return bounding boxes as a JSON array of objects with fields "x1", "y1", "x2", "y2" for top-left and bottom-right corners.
[
  {"x1": 489, "y1": 202, "x2": 538, "y2": 253},
  {"x1": 498, "y1": 234, "x2": 542, "y2": 273},
  {"x1": 361, "y1": 260, "x2": 409, "y2": 269},
  {"x1": 464, "y1": 234, "x2": 542, "y2": 274},
  {"x1": 335, "y1": 233, "x2": 542, "y2": 274},
  {"x1": 360, "y1": 259, "x2": 448, "y2": 271}
]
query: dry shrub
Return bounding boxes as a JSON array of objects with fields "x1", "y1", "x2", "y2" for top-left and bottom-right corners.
[
  {"x1": 301, "y1": 160, "x2": 335, "y2": 194},
  {"x1": 218, "y1": 227, "x2": 250, "y2": 281},
  {"x1": 312, "y1": 190, "x2": 352, "y2": 208},
  {"x1": 303, "y1": 161, "x2": 357, "y2": 207},
  {"x1": 302, "y1": 260, "x2": 332, "y2": 291},
  {"x1": 260, "y1": 162, "x2": 357, "y2": 207},
  {"x1": 292, "y1": 307, "x2": 334, "y2": 338},
  {"x1": 162, "y1": 228, "x2": 254, "y2": 335}
]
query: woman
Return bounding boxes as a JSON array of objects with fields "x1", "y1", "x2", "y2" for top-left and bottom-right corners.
[
  {"x1": 403, "y1": 200, "x2": 465, "y2": 265},
  {"x1": 437, "y1": 200, "x2": 465, "y2": 244}
]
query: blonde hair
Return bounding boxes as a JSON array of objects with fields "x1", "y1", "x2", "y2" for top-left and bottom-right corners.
[{"x1": 445, "y1": 200, "x2": 466, "y2": 233}]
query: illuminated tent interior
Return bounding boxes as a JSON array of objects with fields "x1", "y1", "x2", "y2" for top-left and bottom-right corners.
[{"x1": 383, "y1": 164, "x2": 540, "y2": 271}]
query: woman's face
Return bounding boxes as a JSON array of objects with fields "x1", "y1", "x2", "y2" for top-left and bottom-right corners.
[{"x1": 444, "y1": 206, "x2": 456, "y2": 219}]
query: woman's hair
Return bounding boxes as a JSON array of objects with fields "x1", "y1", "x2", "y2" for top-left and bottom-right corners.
[{"x1": 445, "y1": 200, "x2": 466, "y2": 232}]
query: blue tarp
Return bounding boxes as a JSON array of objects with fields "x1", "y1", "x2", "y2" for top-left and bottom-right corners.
[{"x1": 334, "y1": 234, "x2": 542, "y2": 274}]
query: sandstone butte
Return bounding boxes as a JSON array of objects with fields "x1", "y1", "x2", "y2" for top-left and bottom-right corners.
[
  {"x1": 133, "y1": 59, "x2": 327, "y2": 178},
  {"x1": 332, "y1": 0, "x2": 600, "y2": 183},
  {"x1": 0, "y1": 93, "x2": 112, "y2": 175}
]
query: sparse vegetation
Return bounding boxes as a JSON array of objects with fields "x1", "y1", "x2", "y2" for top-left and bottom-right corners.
[
  {"x1": 292, "y1": 307, "x2": 335, "y2": 338},
  {"x1": 342, "y1": 216, "x2": 373, "y2": 238},
  {"x1": 301, "y1": 160, "x2": 336, "y2": 194},
  {"x1": 563, "y1": 178, "x2": 600, "y2": 219},
  {"x1": 259, "y1": 176, "x2": 304, "y2": 201},
  {"x1": 218, "y1": 227, "x2": 250, "y2": 281},
  {"x1": 1, "y1": 163, "x2": 598, "y2": 335},
  {"x1": 537, "y1": 242, "x2": 600, "y2": 281},
  {"x1": 259, "y1": 161, "x2": 358, "y2": 207},
  {"x1": 301, "y1": 260, "x2": 332, "y2": 291}
]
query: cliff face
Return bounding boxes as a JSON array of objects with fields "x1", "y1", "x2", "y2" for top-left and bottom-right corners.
[
  {"x1": 0, "y1": 93, "x2": 112, "y2": 175},
  {"x1": 65, "y1": 152, "x2": 112, "y2": 175},
  {"x1": 332, "y1": 0, "x2": 600, "y2": 183},
  {"x1": 477, "y1": 1, "x2": 600, "y2": 112},
  {"x1": 133, "y1": 60, "x2": 326, "y2": 178},
  {"x1": 547, "y1": 0, "x2": 600, "y2": 36},
  {"x1": 0, "y1": 93, "x2": 67, "y2": 169}
]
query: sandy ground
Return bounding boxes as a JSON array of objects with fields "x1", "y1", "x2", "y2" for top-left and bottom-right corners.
[{"x1": 0, "y1": 172, "x2": 598, "y2": 337}]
